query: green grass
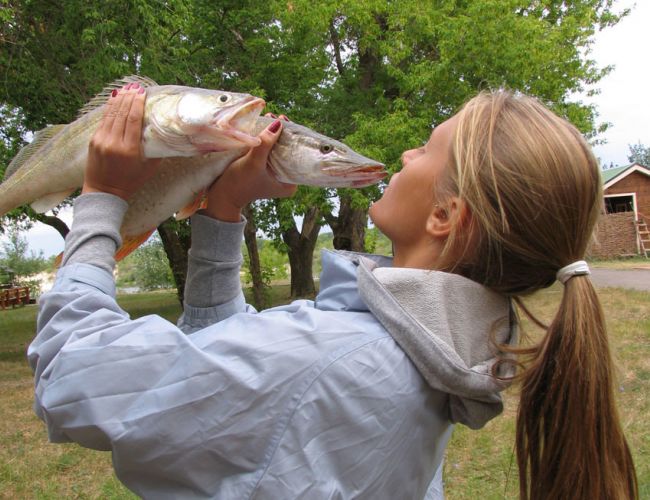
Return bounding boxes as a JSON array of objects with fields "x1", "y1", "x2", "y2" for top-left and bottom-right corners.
[{"x1": 0, "y1": 285, "x2": 648, "y2": 498}]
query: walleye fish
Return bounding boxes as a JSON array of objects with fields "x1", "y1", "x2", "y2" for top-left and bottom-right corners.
[
  {"x1": 0, "y1": 75, "x2": 265, "y2": 215},
  {"x1": 0, "y1": 78, "x2": 386, "y2": 260}
]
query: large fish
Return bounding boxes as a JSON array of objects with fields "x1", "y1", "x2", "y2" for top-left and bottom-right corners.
[
  {"x1": 1, "y1": 77, "x2": 385, "y2": 260},
  {"x1": 0, "y1": 76, "x2": 265, "y2": 215}
]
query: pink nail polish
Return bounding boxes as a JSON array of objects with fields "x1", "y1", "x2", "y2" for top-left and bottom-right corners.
[
  {"x1": 111, "y1": 89, "x2": 118, "y2": 97},
  {"x1": 138, "y1": 87, "x2": 145, "y2": 94},
  {"x1": 124, "y1": 83, "x2": 132, "y2": 90}
]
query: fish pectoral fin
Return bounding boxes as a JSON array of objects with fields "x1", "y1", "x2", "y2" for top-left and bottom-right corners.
[
  {"x1": 175, "y1": 190, "x2": 207, "y2": 220},
  {"x1": 115, "y1": 230, "x2": 156, "y2": 262},
  {"x1": 30, "y1": 190, "x2": 75, "y2": 213}
]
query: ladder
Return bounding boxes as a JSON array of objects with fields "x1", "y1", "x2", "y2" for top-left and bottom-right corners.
[{"x1": 636, "y1": 213, "x2": 650, "y2": 258}]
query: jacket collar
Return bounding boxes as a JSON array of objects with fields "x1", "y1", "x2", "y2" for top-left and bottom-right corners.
[{"x1": 316, "y1": 249, "x2": 518, "y2": 429}]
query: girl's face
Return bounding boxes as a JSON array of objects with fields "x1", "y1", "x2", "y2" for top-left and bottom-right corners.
[{"x1": 369, "y1": 116, "x2": 458, "y2": 263}]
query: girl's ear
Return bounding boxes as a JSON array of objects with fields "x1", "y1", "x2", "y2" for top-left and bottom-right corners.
[{"x1": 425, "y1": 197, "x2": 469, "y2": 239}]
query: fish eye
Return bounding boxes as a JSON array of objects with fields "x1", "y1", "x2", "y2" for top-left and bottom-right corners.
[
  {"x1": 320, "y1": 144, "x2": 333, "y2": 154},
  {"x1": 219, "y1": 94, "x2": 230, "y2": 103}
]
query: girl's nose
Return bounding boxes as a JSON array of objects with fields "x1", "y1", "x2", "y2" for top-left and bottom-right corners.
[{"x1": 401, "y1": 149, "x2": 417, "y2": 165}]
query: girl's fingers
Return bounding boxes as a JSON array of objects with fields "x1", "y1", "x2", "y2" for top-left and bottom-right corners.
[
  {"x1": 100, "y1": 88, "x2": 121, "y2": 134},
  {"x1": 124, "y1": 89, "x2": 146, "y2": 150},
  {"x1": 111, "y1": 84, "x2": 138, "y2": 137}
]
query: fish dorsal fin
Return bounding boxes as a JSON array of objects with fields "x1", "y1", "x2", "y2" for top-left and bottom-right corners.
[
  {"x1": 77, "y1": 75, "x2": 158, "y2": 118},
  {"x1": 4, "y1": 124, "x2": 66, "y2": 181}
]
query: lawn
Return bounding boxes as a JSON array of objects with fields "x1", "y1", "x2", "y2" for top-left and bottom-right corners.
[{"x1": 0, "y1": 283, "x2": 647, "y2": 499}]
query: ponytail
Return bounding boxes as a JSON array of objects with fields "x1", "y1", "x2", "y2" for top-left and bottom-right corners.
[{"x1": 516, "y1": 275, "x2": 638, "y2": 499}]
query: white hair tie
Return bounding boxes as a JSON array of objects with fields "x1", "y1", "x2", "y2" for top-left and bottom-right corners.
[{"x1": 556, "y1": 260, "x2": 590, "y2": 284}]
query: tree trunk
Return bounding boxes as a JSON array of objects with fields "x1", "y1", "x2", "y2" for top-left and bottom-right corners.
[
  {"x1": 242, "y1": 204, "x2": 266, "y2": 309},
  {"x1": 281, "y1": 206, "x2": 321, "y2": 298},
  {"x1": 324, "y1": 194, "x2": 368, "y2": 252},
  {"x1": 157, "y1": 218, "x2": 190, "y2": 305}
]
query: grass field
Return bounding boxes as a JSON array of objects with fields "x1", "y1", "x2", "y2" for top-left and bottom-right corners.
[{"x1": 0, "y1": 284, "x2": 648, "y2": 498}]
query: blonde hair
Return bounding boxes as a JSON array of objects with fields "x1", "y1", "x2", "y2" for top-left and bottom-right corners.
[{"x1": 441, "y1": 90, "x2": 638, "y2": 499}]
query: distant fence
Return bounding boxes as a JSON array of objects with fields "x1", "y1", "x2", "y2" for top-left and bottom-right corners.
[{"x1": 0, "y1": 287, "x2": 30, "y2": 310}]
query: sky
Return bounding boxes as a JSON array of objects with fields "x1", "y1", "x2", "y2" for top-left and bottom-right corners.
[
  {"x1": 587, "y1": 0, "x2": 650, "y2": 167},
  {"x1": 3, "y1": 0, "x2": 649, "y2": 259}
]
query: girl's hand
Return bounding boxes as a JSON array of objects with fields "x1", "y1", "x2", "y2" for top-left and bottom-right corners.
[
  {"x1": 83, "y1": 83, "x2": 161, "y2": 200},
  {"x1": 202, "y1": 119, "x2": 297, "y2": 222}
]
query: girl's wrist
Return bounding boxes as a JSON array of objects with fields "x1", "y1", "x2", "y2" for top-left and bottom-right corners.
[{"x1": 201, "y1": 192, "x2": 244, "y2": 222}]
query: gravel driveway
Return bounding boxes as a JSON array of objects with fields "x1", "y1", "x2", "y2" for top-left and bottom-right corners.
[{"x1": 590, "y1": 268, "x2": 650, "y2": 292}]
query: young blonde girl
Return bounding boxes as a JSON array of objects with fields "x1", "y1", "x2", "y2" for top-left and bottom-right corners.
[{"x1": 30, "y1": 85, "x2": 637, "y2": 499}]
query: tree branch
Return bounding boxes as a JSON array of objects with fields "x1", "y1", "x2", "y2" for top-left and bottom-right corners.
[
  {"x1": 329, "y1": 18, "x2": 346, "y2": 77},
  {"x1": 34, "y1": 214, "x2": 69, "y2": 240}
]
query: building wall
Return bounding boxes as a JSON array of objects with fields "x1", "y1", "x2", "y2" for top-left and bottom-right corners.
[
  {"x1": 604, "y1": 171, "x2": 650, "y2": 219},
  {"x1": 588, "y1": 212, "x2": 638, "y2": 259}
]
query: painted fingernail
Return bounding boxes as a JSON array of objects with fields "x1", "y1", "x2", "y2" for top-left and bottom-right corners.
[
  {"x1": 125, "y1": 83, "x2": 133, "y2": 90},
  {"x1": 111, "y1": 89, "x2": 118, "y2": 97},
  {"x1": 132, "y1": 83, "x2": 140, "y2": 89},
  {"x1": 138, "y1": 87, "x2": 145, "y2": 94},
  {"x1": 268, "y1": 120, "x2": 281, "y2": 133}
]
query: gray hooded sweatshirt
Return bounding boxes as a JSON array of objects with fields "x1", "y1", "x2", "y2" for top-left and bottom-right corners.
[{"x1": 29, "y1": 193, "x2": 517, "y2": 499}]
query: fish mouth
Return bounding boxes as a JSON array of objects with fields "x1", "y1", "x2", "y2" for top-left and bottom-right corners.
[
  {"x1": 215, "y1": 97, "x2": 266, "y2": 148},
  {"x1": 321, "y1": 163, "x2": 387, "y2": 188}
]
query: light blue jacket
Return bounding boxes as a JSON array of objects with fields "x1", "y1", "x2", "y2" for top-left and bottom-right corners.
[{"x1": 29, "y1": 194, "x2": 515, "y2": 499}]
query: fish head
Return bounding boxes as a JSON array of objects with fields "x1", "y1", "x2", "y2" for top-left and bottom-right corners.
[
  {"x1": 143, "y1": 86, "x2": 265, "y2": 157},
  {"x1": 267, "y1": 122, "x2": 386, "y2": 188}
]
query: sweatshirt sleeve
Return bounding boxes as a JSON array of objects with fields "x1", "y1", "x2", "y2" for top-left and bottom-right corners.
[
  {"x1": 177, "y1": 213, "x2": 256, "y2": 334},
  {"x1": 61, "y1": 192, "x2": 128, "y2": 274}
]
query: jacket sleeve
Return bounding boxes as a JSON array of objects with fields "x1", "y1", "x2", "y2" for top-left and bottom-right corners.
[{"x1": 27, "y1": 275, "x2": 305, "y2": 497}]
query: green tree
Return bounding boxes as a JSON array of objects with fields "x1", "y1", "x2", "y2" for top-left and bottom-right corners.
[
  {"x1": 242, "y1": 236, "x2": 288, "y2": 308},
  {"x1": 117, "y1": 235, "x2": 174, "y2": 291},
  {"x1": 1, "y1": 0, "x2": 628, "y2": 301},
  {"x1": 0, "y1": 226, "x2": 48, "y2": 277},
  {"x1": 0, "y1": 225, "x2": 50, "y2": 296},
  {"x1": 271, "y1": 0, "x2": 625, "y2": 257},
  {"x1": 628, "y1": 142, "x2": 650, "y2": 167}
]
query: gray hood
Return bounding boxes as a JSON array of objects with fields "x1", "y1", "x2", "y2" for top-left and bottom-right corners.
[{"x1": 335, "y1": 252, "x2": 518, "y2": 429}]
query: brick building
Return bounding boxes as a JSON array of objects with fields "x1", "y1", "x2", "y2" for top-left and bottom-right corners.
[{"x1": 588, "y1": 163, "x2": 650, "y2": 259}]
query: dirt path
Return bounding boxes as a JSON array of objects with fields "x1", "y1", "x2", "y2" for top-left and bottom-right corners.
[{"x1": 590, "y1": 268, "x2": 650, "y2": 291}]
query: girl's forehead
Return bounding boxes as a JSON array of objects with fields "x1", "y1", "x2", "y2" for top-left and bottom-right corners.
[{"x1": 427, "y1": 116, "x2": 458, "y2": 146}]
